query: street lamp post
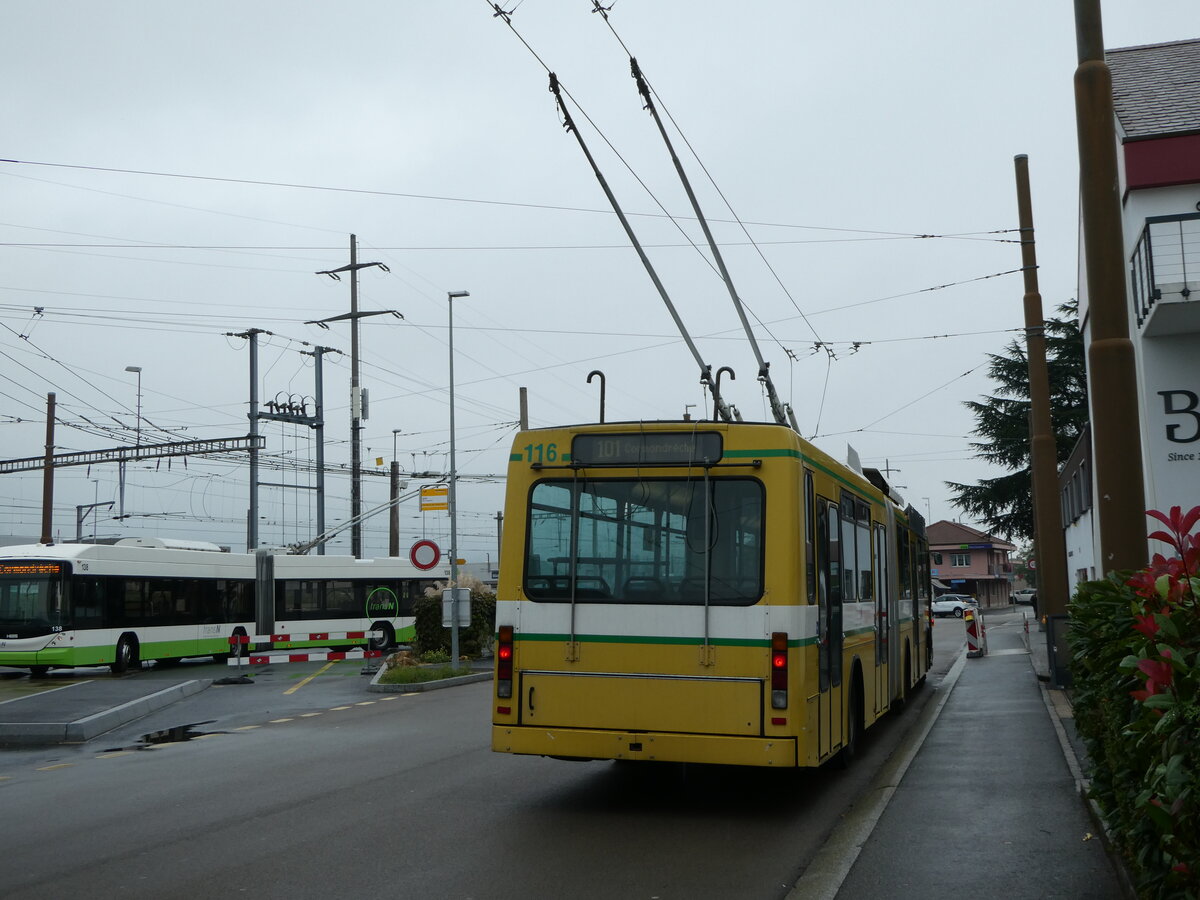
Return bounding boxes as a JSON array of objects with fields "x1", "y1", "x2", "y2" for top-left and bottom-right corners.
[{"x1": 447, "y1": 290, "x2": 470, "y2": 668}]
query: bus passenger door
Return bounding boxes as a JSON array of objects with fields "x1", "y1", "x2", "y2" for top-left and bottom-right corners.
[
  {"x1": 817, "y1": 498, "x2": 843, "y2": 759},
  {"x1": 874, "y1": 522, "x2": 890, "y2": 713}
]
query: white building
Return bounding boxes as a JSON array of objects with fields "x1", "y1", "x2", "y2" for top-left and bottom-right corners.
[{"x1": 1070, "y1": 37, "x2": 1200, "y2": 586}]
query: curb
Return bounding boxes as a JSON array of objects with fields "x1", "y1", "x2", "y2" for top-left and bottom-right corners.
[
  {"x1": 367, "y1": 662, "x2": 492, "y2": 693},
  {"x1": 0, "y1": 678, "x2": 211, "y2": 746}
]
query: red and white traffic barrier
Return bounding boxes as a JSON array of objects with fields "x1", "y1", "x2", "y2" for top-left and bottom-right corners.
[
  {"x1": 965, "y1": 607, "x2": 988, "y2": 658},
  {"x1": 227, "y1": 649, "x2": 383, "y2": 666},
  {"x1": 227, "y1": 631, "x2": 379, "y2": 645}
]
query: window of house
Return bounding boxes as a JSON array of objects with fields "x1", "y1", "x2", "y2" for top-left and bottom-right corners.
[{"x1": 950, "y1": 552, "x2": 970, "y2": 567}]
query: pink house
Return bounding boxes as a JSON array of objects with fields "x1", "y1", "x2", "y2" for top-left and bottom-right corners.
[{"x1": 927, "y1": 520, "x2": 1016, "y2": 609}]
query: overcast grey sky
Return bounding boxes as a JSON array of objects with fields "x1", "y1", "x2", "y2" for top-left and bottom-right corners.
[{"x1": 2, "y1": 1, "x2": 1196, "y2": 558}]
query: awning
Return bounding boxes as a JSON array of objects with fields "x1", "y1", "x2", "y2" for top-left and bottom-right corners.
[{"x1": 932, "y1": 578, "x2": 952, "y2": 590}]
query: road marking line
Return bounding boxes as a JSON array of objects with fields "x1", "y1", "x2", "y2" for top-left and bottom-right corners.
[
  {"x1": 36, "y1": 763, "x2": 74, "y2": 771},
  {"x1": 380, "y1": 696, "x2": 399, "y2": 701},
  {"x1": 329, "y1": 705, "x2": 352, "y2": 711},
  {"x1": 235, "y1": 725, "x2": 261, "y2": 731},
  {"x1": 355, "y1": 701, "x2": 375, "y2": 706},
  {"x1": 0, "y1": 679, "x2": 94, "y2": 707},
  {"x1": 285, "y1": 661, "x2": 335, "y2": 695},
  {"x1": 269, "y1": 718, "x2": 294, "y2": 723},
  {"x1": 0, "y1": 775, "x2": 11, "y2": 780},
  {"x1": 300, "y1": 712, "x2": 322, "y2": 718},
  {"x1": 96, "y1": 752, "x2": 130, "y2": 759}
]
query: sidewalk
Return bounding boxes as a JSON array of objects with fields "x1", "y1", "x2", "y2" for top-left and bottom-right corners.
[
  {"x1": 0, "y1": 675, "x2": 210, "y2": 746},
  {"x1": 792, "y1": 611, "x2": 1129, "y2": 899}
]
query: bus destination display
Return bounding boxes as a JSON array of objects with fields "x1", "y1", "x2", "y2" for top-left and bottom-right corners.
[
  {"x1": 0, "y1": 563, "x2": 63, "y2": 576},
  {"x1": 572, "y1": 432, "x2": 723, "y2": 467}
]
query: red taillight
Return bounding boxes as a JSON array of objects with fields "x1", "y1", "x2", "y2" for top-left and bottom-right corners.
[
  {"x1": 496, "y1": 625, "x2": 514, "y2": 700},
  {"x1": 770, "y1": 632, "x2": 788, "y2": 710}
]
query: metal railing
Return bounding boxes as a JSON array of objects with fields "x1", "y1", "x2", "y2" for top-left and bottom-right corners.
[{"x1": 1130, "y1": 212, "x2": 1200, "y2": 329}]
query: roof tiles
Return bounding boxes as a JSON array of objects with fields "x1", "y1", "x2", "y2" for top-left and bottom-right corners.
[{"x1": 1108, "y1": 37, "x2": 1200, "y2": 140}]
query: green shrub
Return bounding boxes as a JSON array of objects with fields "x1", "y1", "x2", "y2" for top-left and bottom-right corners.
[
  {"x1": 411, "y1": 583, "x2": 497, "y2": 660},
  {"x1": 1071, "y1": 506, "x2": 1199, "y2": 898}
]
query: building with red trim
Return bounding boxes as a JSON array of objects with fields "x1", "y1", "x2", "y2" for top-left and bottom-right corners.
[{"x1": 1069, "y1": 37, "x2": 1200, "y2": 588}]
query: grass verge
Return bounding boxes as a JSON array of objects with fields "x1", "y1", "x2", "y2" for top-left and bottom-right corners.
[{"x1": 378, "y1": 664, "x2": 471, "y2": 685}]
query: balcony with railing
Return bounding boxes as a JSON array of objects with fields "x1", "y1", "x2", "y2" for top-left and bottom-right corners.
[{"x1": 1130, "y1": 212, "x2": 1200, "y2": 337}]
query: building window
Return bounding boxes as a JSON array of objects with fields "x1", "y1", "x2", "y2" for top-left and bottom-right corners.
[
  {"x1": 950, "y1": 552, "x2": 970, "y2": 567},
  {"x1": 931, "y1": 551, "x2": 943, "y2": 565}
]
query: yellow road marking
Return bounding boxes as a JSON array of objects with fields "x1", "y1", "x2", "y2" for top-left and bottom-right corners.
[
  {"x1": 329, "y1": 705, "x2": 352, "y2": 711},
  {"x1": 285, "y1": 662, "x2": 335, "y2": 695},
  {"x1": 269, "y1": 718, "x2": 294, "y2": 724},
  {"x1": 194, "y1": 733, "x2": 222, "y2": 740},
  {"x1": 300, "y1": 712, "x2": 322, "y2": 718},
  {"x1": 0, "y1": 775, "x2": 11, "y2": 781},
  {"x1": 381, "y1": 696, "x2": 398, "y2": 701},
  {"x1": 235, "y1": 725, "x2": 261, "y2": 731},
  {"x1": 355, "y1": 701, "x2": 375, "y2": 706},
  {"x1": 37, "y1": 763, "x2": 74, "y2": 771},
  {"x1": 96, "y1": 751, "x2": 130, "y2": 759}
]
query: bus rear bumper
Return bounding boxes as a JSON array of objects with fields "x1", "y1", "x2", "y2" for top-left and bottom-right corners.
[{"x1": 492, "y1": 725, "x2": 797, "y2": 768}]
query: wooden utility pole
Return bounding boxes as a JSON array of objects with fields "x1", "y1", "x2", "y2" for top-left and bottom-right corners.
[
  {"x1": 40, "y1": 393, "x2": 55, "y2": 544},
  {"x1": 1073, "y1": 0, "x2": 1147, "y2": 573},
  {"x1": 1014, "y1": 155, "x2": 1070, "y2": 618}
]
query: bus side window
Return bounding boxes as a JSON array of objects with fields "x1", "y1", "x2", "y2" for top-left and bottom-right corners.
[
  {"x1": 804, "y1": 470, "x2": 816, "y2": 603},
  {"x1": 72, "y1": 578, "x2": 105, "y2": 628}
]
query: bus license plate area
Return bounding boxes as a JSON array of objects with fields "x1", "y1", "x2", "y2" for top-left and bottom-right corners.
[{"x1": 520, "y1": 672, "x2": 762, "y2": 735}]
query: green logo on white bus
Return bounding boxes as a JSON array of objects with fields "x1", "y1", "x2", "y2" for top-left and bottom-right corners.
[{"x1": 365, "y1": 586, "x2": 399, "y2": 620}]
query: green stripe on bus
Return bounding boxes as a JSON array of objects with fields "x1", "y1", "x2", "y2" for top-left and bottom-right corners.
[{"x1": 512, "y1": 632, "x2": 816, "y2": 649}]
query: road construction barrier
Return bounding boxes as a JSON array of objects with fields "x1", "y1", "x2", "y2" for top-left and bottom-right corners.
[
  {"x1": 226, "y1": 649, "x2": 383, "y2": 666},
  {"x1": 965, "y1": 607, "x2": 988, "y2": 658}
]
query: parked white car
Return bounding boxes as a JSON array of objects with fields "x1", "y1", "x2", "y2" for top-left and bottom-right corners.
[
  {"x1": 1013, "y1": 588, "x2": 1037, "y2": 605},
  {"x1": 932, "y1": 594, "x2": 977, "y2": 618}
]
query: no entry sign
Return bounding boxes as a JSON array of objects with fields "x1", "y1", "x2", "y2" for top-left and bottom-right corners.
[{"x1": 409, "y1": 539, "x2": 441, "y2": 571}]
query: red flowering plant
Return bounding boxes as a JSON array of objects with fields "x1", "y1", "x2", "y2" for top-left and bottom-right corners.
[
  {"x1": 1118, "y1": 506, "x2": 1199, "y2": 896},
  {"x1": 1070, "y1": 506, "x2": 1199, "y2": 898}
]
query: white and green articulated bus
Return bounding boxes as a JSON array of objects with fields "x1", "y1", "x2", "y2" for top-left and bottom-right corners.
[{"x1": 0, "y1": 539, "x2": 448, "y2": 675}]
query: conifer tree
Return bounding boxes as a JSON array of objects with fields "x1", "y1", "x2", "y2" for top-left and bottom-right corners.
[{"x1": 946, "y1": 301, "x2": 1087, "y2": 540}]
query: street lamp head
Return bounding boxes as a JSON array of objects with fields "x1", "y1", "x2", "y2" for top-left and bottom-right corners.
[
  {"x1": 125, "y1": 365, "x2": 142, "y2": 374},
  {"x1": 447, "y1": 290, "x2": 470, "y2": 299}
]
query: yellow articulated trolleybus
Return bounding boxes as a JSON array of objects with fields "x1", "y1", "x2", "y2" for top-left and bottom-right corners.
[{"x1": 492, "y1": 421, "x2": 932, "y2": 768}]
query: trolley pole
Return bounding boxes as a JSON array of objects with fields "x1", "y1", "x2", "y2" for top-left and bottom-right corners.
[
  {"x1": 1014, "y1": 155, "x2": 1070, "y2": 619},
  {"x1": 1073, "y1": 0, "x2": 1147, "y2": 572}
]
